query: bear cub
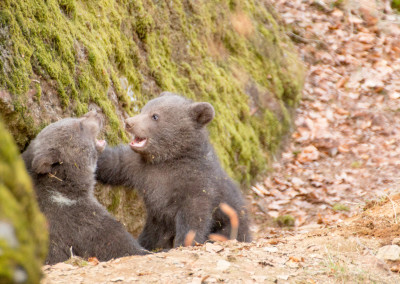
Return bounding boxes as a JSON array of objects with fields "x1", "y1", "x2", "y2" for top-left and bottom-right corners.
[
  {"x1": 96, "y1": 93, "x2": 251, "y2": 250},
  {"x1": 22, "y1": 111, "x2": 148, "y2": 264}
]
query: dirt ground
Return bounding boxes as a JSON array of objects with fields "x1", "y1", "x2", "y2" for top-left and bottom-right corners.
[
  {"x1": 42, "y1": 0, "x2": 400, "y2": 283},
  {"x1": 41, "y1": 195, "x2": 400, "y2": 283}
]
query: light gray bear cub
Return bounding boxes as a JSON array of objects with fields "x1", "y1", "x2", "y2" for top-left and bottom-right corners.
[
  {"x1": 22, "y1": 111, "x2": 148, "y2": 264},
  {"x1": 96, "y1": 93, "x2": 251, "y2": 251}
]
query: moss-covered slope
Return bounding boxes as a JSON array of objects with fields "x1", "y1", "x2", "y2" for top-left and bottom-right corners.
[
  {"x1": 0, "y1": 120, "x2": 48, "y2": 283},
  {"x1": 0, "y1": 0, "x2": 303, "y2": 185}
]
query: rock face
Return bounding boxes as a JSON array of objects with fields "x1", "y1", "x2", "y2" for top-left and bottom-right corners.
[
  {"x1": 0, "y1": 0, "x2": 304, "y2": 236},
  {"x1": 0, "y1": 120, "x2": 48, "y2": 283}
]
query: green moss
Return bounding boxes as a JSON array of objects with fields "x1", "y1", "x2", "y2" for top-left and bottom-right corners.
[
  {"x1": 34, "y1": 82, "x2": 41, "y2": 102},
  {"x1": 65, "y1": 256, "x2": 89, "y2": 267},
  {"x1": 392, "y1": 0, "x2": 400, "y2": 11},
  {"x1": 94, "y1": 185, "x2": 146, "y2": 237},
  {"x1": 1, "y1": 0, "x2": 303, "y2": 185},
  {"x1": 58, "y1": 0, "x2": 77, "y2": 18},
  {"x1": 0, "y1": 119, "x2": 48, "y2": 283},
  {"x1": 332, "y1": 203, "x2": 350, "y2": 212},
  {"x1": 107, "y1": 189, "x2": 121, "y2": 213},
  {"x1": 351, "y1": 161, "x2": 362, "y2": 168},
  {"x1": 275, "y1": 215, "x2": 295, "y2": 227},
  {"x1": 332, "y1": 0, "x2": 346, "y2": 8}
]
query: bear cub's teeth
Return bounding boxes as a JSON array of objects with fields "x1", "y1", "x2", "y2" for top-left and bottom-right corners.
[
  {"x1": 130, "y1": 136, "x2": 147, "y2": 148},
  {"x1": 96, "y1": 139, "x2": 107, "y2": 152}
]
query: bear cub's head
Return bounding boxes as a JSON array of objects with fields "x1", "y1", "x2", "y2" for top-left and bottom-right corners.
[
  {"x1": 125, "y1": 92, "x2": 215, "y2": 163},
  {"x1": 27, "y1": 110, "x2": 106, "y2": 178}
]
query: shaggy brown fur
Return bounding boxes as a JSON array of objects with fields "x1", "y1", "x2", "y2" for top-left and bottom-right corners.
[{"x1": 96, "y1": 93, "x2": 251, "y2": 251}]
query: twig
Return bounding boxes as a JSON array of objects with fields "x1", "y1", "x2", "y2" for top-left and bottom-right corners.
[
  {"x1": 384, "y1": 194, "x2": 398, "y2": 224},
  {"x1": 347, "y1": 8, "x2": 354, "y2": 35},
  {"x1": 48, "y1": 172, "x2": 63, "y2": 182},
  {"x1": 287, "y1": 31, "x2": 341, "y2": 65},
  {"x1": 323, "y1": 245, "x2": 334, "y2": 264},
  {"x1": 201, "y1": 275, "x2": 210, "y2": 283},
  {"x1": 355, "y1": 237, "x2": 390, "y2": 272},
  {"x1": 355, "y1": 238, "x2": 374, "y2": 256},
  {"x1": 251, "y1": 186, "x2": 265, "y2": 197},
  {"x1": 287, "y1": 31, "x2": 323, "y2": 44}
]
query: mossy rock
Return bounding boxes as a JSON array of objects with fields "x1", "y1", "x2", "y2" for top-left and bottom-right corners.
[
  {"x1": 393, "y1": 0, "x2": 400, "y2": 12},
  {"x1": 94, "y1": 185, "x2": 146, "y2": 237},
  {"x1": 0, "y1": 119, "x2": 48, "y2": 283},
  {"x1": 274, "y1": 214, "x2": 295, "y2": 228},
  {"x1": 0, "y1": 0, "x2": 303, "y2": 236}
]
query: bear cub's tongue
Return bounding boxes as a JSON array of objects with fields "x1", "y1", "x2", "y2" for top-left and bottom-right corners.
[{"x1": 130, "y1": 136, "x2": 147, "y2": 148}]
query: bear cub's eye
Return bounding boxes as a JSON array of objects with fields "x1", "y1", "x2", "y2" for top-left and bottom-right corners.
[{"x1": 152, "y1": 114, "x2": 159, "y2": 121}]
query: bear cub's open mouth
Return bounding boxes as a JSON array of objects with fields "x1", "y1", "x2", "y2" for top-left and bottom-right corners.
[{"x1": 130, "y1": 136, "x2": 147, "y2": 149}]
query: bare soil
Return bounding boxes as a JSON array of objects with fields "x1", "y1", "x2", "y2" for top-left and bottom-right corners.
[
  {"x1": 42, "y1": 0, "x2": 400, "y2": 283},
  {"x1": 41, "y1": 196, "x2": 400, "y2": 283}
]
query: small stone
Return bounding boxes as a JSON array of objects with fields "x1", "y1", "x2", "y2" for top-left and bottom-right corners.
[
  {"x1": 286, "y1": 261, "x2": 299, "y2": 268},
  {"x1": 291, "y1": 177, "x2": 304, "y2": 187},
  {"x1": 263, "y1": 246, "x2": 278, "y2": 253},
  {"x1": 376, "y1": 245, "x2": 400, "y2": 261},
  {"x1": 111, "y1": 277, "x2": 125, "y2": 282},
  {"x1": 173, "y1": 261, "x2": 184, "y2": 268},
  {"x1": 51, "y1": 263, "x2": 75, "y2": 270},
  {"x1": 277, "y1": 274, "x2": 289, "y2": 280},
  {"x1": 216, "y1": 260, "x2": 231, "y2": 271},
  {"x1": 13, "y1": 267, "x2": 27, "y2": 284},
  {"x1": 189, "y1": 277, "x2": 202, "y2": 284},
  {"x1": 205, "y1": 243, "x2": 224, "y2": 253},
  {"x1": 0, "y1": 222, "x2": 19, "y2": 248}
]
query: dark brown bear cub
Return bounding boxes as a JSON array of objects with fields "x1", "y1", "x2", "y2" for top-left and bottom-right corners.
[
  {"x1": 96, "y1": 93, "x2": 251, "y2": 250},
  {"x1": 22, "y1": 111, "x2": 148, "y2": 264}
]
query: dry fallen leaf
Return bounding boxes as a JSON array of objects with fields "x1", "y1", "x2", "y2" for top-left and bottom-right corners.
[
  {"x1": 391, "y1": 265, "x2": 400, "y2": 273},
  {"x1": 268, "y1": 239, "x2": 281, "y2": 245},
  {"x1": 338, "y1": 144, "x2": 351, "y2": 153},
  {"x1": 336, "y1": 76, "x2": 349, "y2": 88},
  {"x1": 297, "y1": 145, "x2": 320, "y2": 163},
  {"x1": 88, "y1": 257, "x2": 99, "y2": 266},
  {"x1": 288, "y1": 256, "x2": 303, "y2": 262}
]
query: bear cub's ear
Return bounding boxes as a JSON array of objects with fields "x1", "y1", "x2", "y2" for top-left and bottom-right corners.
[
  {"x1": 32, "y1": 150, "x2": 59, "y2": 174},
  {"x1": 190, "y1": 102, "x2": 215, "y2": 126}
]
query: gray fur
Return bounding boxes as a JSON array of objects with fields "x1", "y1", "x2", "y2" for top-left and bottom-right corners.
[
  {"x1": 96, "y1": 94, "x2": 251, "y2": 251},
  {"x1": 22, "y1": 111, "x2": 148, "y2": 264}
]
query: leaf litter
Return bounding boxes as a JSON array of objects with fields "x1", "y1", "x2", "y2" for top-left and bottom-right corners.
[
  {"x1": 251, "y1": 0, "x2": 400, "y2": 234},
  {"x1": 43, "y1": 0, "x2": 400, "y2": 283}
]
